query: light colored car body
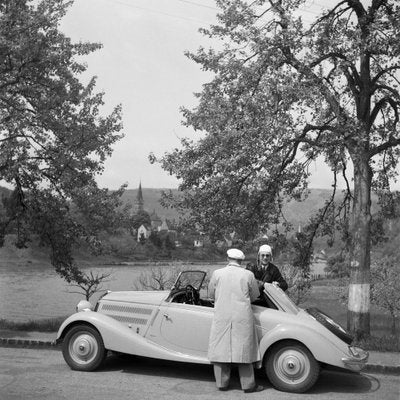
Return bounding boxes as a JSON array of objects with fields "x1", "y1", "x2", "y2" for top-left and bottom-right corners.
[{"x1": 57, "y1": 270, "x2": 368, "y2": 393}]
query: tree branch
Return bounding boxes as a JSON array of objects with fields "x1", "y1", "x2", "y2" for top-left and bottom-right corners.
[
  {"x1": 370, "y1": 136, "x2": 400, "y2": 157},
  {"x1": 370, "y1": 96, "x2": 399, "y2": 127},
  {"x1": 372, "y1": 66, "x2": 400, "y2": 85},
  {"x1": 346, "y1": 0, "x2": 366, "y2": 20}
]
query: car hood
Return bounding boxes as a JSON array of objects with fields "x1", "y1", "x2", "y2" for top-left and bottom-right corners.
[{"x1": 101, "y1": 290, "x2": 170, "y2": 306}]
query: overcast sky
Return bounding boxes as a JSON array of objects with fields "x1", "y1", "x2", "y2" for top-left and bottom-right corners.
[
  {"x1": 59, "y1": 0, "x2": 397, "y2": 191},
  {"x1": 60, "y1": 0, "x2": 219, "y2": 190}
]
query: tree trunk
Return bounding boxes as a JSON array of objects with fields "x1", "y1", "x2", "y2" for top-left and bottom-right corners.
[
  {"x1": 390, "y1": 312, "x2": 397, "y2": 336},
  {"x1": 348, "y1": 155, "x2": 372, "y2": 338}
]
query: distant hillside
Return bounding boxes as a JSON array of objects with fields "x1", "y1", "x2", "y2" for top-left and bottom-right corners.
[
  {"x1": 0, "y1": 185, "x2": 180, "y2": 221},
  {"x1": 124, "y1": 187, "x2": 340, "y2": 226},
  {"x1": 0, "y1": 185, "x2": 381, "y2": 228},
  {"x1": 282, "y1": 188, "x2": 340, "y2": 227}
]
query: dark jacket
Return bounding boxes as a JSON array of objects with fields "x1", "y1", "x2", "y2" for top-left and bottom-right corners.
[{"x1": 246, "y1": 261, "x2": 288, "y2": 292}]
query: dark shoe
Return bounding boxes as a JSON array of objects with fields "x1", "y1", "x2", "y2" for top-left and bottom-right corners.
[
  {"x1": 218, "y1": 386, "x2": 229, "y2": 391},
  {"x1": 243, "y1": 385, "x2": 263, "y2": 393}
]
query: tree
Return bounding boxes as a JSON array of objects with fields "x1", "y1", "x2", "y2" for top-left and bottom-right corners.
[
  {"x1": 132, "y1": 266, "x2": 182, "y2": 291},
  {"x1": 148, "y1": 230, "x2": 162, "y2": 247},
  {"x1": 326, "y1": 252, "x2": 350, "y2": 278},
  {"x1": 163, "y1": 233, "x2": 176, "y2": 251},
  {"x1": 0, "y1": 1, "x2": 126, "y2": 284},
  {"x1": 139, "y1": 232, "x2": 146, "y2": 245},
  {"x1": 1, "y1": 187, "x2": 30, "y2": 248},
  {"x1": 156, "y1": 0, "x2": 400, "y2": 337},
  {"x1": 280, "y1": 263, "x2": 311, "y2": 305},
  {"x1": 131, "y1": 210, "x2": 151, "y2": 231},
  {"x1": 67, "y1": 270, "x2": 112, "y2": 301}
]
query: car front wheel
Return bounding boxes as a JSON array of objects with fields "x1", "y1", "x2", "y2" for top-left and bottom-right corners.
[
  {"x1": 62, "y1": 324, "x2": 107, "y2": 371},
  {"x1": 265, "y1": 340, "x2": 320, "y2": 393}
]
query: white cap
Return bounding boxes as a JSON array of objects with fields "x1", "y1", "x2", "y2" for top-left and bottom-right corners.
[
  {"x1": 259, "y1": 244, "x2": 272, "y2": 254},
  {"x1": 227, "y1": 248, "x2": 245, "y2": 260}
]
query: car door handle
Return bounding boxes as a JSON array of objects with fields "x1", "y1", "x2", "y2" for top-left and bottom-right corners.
[{"x1": 163, "y1": 313, "x2": 171, "y2": 321}]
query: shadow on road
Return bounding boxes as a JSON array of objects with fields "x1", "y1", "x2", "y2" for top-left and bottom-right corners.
[
  {"x1": 101, "y1": 354, "x2": 214, "y2": 382},
  {"x1": 309, "y1": 368, "x2": 379, "y2": 395},
  {"x1": 97, "y1": 353, "x2": 381, "y2": 395}
]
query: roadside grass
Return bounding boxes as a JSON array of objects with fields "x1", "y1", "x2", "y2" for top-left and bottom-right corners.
[
  {"x1": 300, "y1": 280, "x2": 400, "y2": 352},
  {"x1": 353, "y1": 334, "x2": 400, "y2": 352}
]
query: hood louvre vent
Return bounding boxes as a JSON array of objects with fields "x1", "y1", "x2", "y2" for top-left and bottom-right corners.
[
  {"x1": 98, "y1": 301, "x2": 154, "y2": 330},
  {"x1": 100, "y1": 303, "x2": 153, "y2": 315},
  {"x1": 107, "y1": 315, "x2": 148, "y2": 325}
]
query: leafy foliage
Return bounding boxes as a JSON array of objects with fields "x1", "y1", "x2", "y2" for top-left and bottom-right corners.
[
  {"x1": 155, "y1": 0, "x2": 400, "y2": 335},
  {"x1": 370, "y1": 256, "x2": 400, "y2": 335},
  {"x1": 0, "y1": 0, "x2": 126, "y2": 289},
  {"x1": 0, "y1": 187, "x2": 30, "y2": 248},
  {"x1": 326, "y1": 252, "x2": 349, "y2": 278},
  {"x1": 280, "y1": 263, "x2": 311, "y2": 305},
  {"x1": 148, "y1": 230, "x2": 162, "y2": 247},
  {"x1": 131, "y1": 210, "x2": 151, "y2": 231},
  {"x1": 334, "y1": 255, "x2": 400, "y2": 335}
]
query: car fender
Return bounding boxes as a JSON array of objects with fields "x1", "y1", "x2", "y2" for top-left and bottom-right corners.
[
  {"x1": 259, "y1": 323, "x2": 348, "y2": 368},
  {"x1": 57, "y1": 311, "x2": 210, "y2": 365}
]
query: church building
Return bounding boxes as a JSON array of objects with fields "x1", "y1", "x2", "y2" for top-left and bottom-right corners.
[{"x1": 133, "y1": 182, "x2": 169, "y2": 242}]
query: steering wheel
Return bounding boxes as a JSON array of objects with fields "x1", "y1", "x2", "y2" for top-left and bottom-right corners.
[{"x1": 185, "y1": 284, "x2": 200, "y2": 305}]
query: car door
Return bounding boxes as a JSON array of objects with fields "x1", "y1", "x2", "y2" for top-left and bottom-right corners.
[{"x1": 158, "y1": 302, "x2": 213, "y2": 357}]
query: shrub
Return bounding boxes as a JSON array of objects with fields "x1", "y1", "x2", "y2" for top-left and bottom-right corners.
[
  {"x1": 281, "y1": 263, "x2": 312, "y2": 305},
  {"x1": 370, "y1": 256, "x2": 400, "y2": 335},
  {"x1": 132, "y1": 265, "x2": 185, "y2": 291},
  {"x1": 0, "y1": 316, "x2": 66, "y2": 332}
]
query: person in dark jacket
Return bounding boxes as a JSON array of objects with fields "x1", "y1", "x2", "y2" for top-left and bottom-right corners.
[{"x1": 246, "y1": 244, "x2": 288, "y2": 294}]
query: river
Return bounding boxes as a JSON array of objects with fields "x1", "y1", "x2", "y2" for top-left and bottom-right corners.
[{"x1": 0, "y1": 262, "x2": 221, "y2": 321}]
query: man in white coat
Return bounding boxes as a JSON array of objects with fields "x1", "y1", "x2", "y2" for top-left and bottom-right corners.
[{"x1": 208, "y1": 248, "x2": 263, "y2": 393}]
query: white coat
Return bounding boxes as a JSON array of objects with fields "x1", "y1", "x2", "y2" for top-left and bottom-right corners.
[{"x1": 207, "y1": 261, "x2": 261, "y2": 364}]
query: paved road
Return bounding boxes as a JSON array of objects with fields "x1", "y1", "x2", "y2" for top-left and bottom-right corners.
[{"x1": 0, "y1": 347, "x2": 399, "y2": 400}]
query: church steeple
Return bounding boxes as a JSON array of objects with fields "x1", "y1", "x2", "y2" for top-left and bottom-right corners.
[{"x1": 135, "y1": 181, "x2": 144, "y2": 212}]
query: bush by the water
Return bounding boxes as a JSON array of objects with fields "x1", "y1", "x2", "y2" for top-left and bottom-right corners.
[{"x1": 0, "y1": 316, "x2": 67, "y2": 332}]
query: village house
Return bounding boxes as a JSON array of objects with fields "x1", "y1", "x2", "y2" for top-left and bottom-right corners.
[{"x1": 137, "y1": 224, "x2": 151, "y2": 242}]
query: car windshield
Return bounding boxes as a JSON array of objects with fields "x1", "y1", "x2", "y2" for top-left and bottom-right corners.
[
  {"x1": 172, "y1": 270, "x2": 207, "y2": 291},
  {"x1": 263, "y1": 283, "x2": 300, "y2": 314}
]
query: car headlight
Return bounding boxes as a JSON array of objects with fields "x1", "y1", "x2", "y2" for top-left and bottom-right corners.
[
  {"x1": 348, "y1": 346, "x2": 367, "y2": 358},
  {"x1": 76, "y1": 300, "x2": 93, "y2": 312}
]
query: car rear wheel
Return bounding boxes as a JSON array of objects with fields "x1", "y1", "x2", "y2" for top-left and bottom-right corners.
[
  {"x1": 265, "y1": 340, "x2": 320, "y2": 393},
  {"x1": 62, "y1": 324, "x2": 106, "y2": 371}
]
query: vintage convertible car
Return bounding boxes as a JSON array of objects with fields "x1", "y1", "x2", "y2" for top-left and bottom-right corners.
[{"x1": 56, "y1": 270, "x2": 368, "y2": 393}]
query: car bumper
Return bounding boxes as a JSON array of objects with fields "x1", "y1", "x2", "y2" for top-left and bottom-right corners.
[{"x1": 342, "y1": 347, "x2": 369, "y2": 371}]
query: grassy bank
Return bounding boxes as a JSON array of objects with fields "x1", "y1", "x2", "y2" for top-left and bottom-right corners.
[
  {"x1": 299, "y1": 280, "x2": 399, "y2": 351},
  {"x1": 301, "y1": 280, "x2": 399, "y2": 339}
]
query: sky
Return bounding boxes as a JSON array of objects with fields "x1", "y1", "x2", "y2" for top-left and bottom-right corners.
[
  {"x1": 58, "y1": 0, "x2": 397, "y2": 191},
  {"x1": 60, "y1": 0, "x2": 219, "y2": 190}
]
